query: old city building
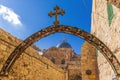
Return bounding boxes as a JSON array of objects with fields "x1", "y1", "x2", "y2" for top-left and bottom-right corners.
[{"x1": 43, "y1": 40, "x2": 82, "y2": 80}]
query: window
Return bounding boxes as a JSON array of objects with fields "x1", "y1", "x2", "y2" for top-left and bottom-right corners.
[
  {"x1": 61, "y1": 59, "x2": 65, "y2": 64},
  {"x1": 51, "y1": 58, "x2": 55, "y2": 63}
]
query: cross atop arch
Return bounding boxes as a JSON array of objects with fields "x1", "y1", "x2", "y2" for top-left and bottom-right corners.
[{"x1": 48, "y1": 5, "x2": 65, "y2": 26}]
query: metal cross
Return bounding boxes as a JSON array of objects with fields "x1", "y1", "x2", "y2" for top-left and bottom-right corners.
[{"x1": 48, "y1": 5, "x2": 65, "y2": 26}]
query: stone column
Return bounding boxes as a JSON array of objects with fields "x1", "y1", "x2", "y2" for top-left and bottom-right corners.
[{"x1": 81, "y1": 42, "x2": 99, "y2": 80}]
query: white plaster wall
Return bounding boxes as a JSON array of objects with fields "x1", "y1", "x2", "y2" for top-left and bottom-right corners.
[{"x1": 91, "y1": 0, "x2": 120, "y2": 80}]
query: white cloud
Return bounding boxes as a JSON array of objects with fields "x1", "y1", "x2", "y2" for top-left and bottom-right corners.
[{"x1": 0, "y1": 5, "x2": 22, "y2": 26}]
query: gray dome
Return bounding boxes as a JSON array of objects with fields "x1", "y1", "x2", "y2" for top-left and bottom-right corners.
[{"x1": 56, "y1": 40, "x2": 72, "y2": 48}]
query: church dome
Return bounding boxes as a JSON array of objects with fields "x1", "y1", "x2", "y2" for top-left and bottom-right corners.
[{"x1": 56, "y1": 40, "x2": 72, "y2": 48}]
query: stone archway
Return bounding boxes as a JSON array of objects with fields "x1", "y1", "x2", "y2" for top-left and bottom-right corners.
[{"x1": 0, "y1": 25, "x2": 120, "y2": 76}]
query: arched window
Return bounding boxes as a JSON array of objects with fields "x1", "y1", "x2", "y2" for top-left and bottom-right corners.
[
  {"x1": 51, "y1": 58, "x2": 55, "y2": 63},
  {"x1": 75, "y1": 75, "x2": 82, "y2": 80},
  {"x1": 61, "y1": 59, "x2": 65, "y2": 64}
]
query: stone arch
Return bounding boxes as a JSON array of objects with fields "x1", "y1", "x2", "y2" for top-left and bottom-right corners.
[{"x1": 0, "y1": 25, "x2": 120, "y2": 76}]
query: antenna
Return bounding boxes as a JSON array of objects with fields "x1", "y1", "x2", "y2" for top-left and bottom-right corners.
[{"x1": 62, "y1": 36, "x2": 67, "y2": 42}]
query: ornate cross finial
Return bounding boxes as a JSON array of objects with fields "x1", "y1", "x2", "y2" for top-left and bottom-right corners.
[{"x1": 48, "y1": 5, "x2": 65, "y2": 26}]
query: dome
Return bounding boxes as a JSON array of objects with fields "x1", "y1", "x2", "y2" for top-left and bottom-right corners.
[{"x1": 56, "y1": 40, "x2": 72, "y2": 48}]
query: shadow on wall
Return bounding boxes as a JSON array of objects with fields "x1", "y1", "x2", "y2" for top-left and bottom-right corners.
[{"x1": 69, "y1": 74, "x2": 82, "y2": 80}]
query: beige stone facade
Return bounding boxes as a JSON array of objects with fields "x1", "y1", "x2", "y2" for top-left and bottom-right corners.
[
  {"x1": 42, "y1": 40, "x2": 99, "y2": 80},
  {"x1": 43, "y1": 47, "x2": 74, "y2": 65},
  {"x1": 91, "y1": 0, "x2": 120, "y2": 79},
  {"x1": 43, "y1": 44, "x2": 81, "y2": 80},
  {"x1": 81, "y1": 42, "x2": 99, "y2": 80},
  {"x1": 0, "y1": 28, "x2": 65, "y2": 80},
  {"x1": 67, "y1": 61, "x2": 81, "y2": 80}
]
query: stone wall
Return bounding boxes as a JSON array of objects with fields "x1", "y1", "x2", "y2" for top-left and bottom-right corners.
[
  {"x1": 81, "y1": 42, "x2": 99, "y2": 80},
  {"x1": 0, "y1": 28, "x2": 66, "y2": 80},
  {"x1": 68, "y1": 61, "x2": 81, "y2": 80},
  {"x1": 91, "y1": 0, "x2": 120, "y2": 80},
  {"x1": 43, "y1": 47, "x2": 73, "y2": 65},
  {"x1": 43, "y1": 45, "x2": 81, "y2": 80}
]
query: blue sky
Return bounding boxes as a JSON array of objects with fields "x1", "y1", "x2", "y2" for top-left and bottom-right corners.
[{"x1": 0, "y1": 0, "x2": 92, "y2": 54}]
